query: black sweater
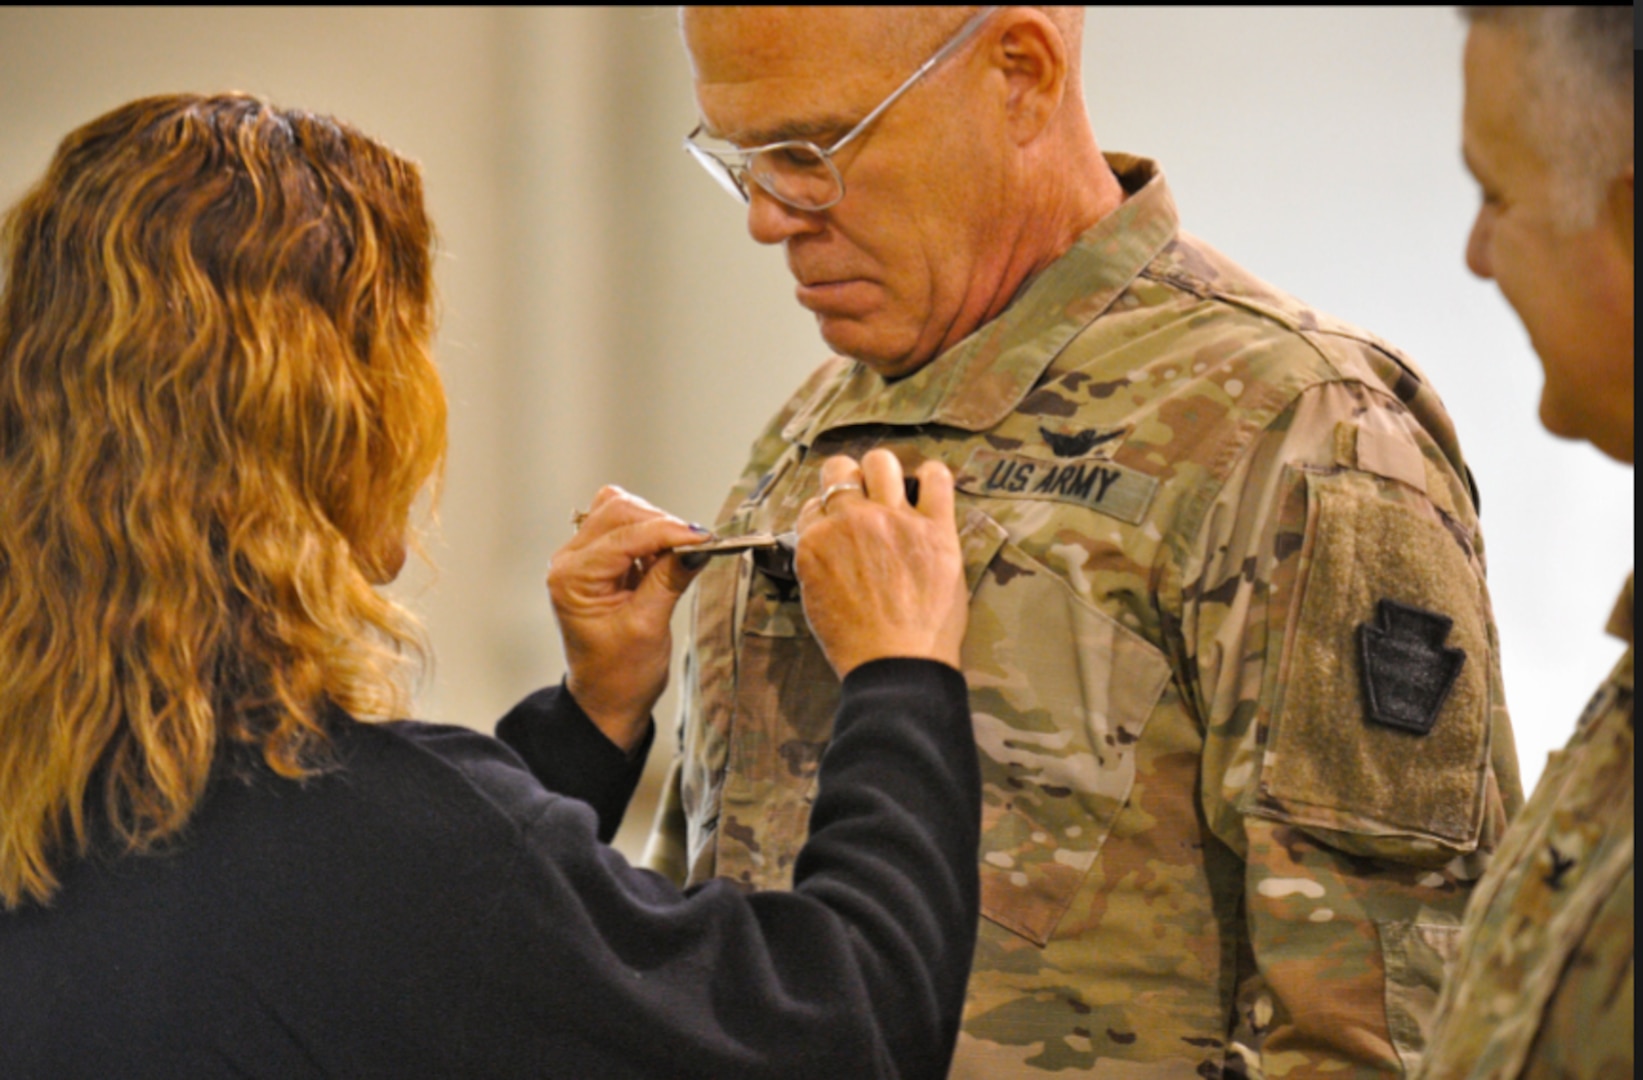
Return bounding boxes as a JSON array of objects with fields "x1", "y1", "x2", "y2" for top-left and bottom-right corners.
[{"x1": 0, "y1": 659, "x2": 978, "y2": 1079}]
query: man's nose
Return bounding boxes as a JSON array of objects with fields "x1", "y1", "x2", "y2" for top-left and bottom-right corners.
[
  {"x1": 746, "y1": 184, "x2": 824, "y2": 246},
  {"x1": 1465, "y1": 210, "x2": 1493, "y2": 279}
]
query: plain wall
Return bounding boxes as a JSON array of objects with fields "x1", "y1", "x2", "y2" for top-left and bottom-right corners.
[{"x1": 1, "y1": 7, "x2": 1632, "y2": 856}]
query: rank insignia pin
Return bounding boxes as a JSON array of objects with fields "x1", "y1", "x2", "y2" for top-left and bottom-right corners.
[
  {"x1": 1357, "y1": 598, "x2": 1467, "y2": 736},
  {"x1": 1039, "y1": 425, "x2": 1124, "y2": 459}
]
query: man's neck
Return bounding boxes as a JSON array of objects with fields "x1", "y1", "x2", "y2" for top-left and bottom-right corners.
[
  {"x1": 978, "y1": 146, "x2": 1127, "y2": 334},
  {"x1": 878, "y1": 143, "x2": 1126, "y2": 378}
]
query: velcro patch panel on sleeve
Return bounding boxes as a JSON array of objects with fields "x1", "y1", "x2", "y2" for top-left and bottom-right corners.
[{"x1": 958, "y1": 447, "x2": 1159, "y2": 524}]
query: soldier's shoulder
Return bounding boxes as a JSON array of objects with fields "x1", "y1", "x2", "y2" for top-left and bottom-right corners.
[{"x1": 1144, "y1": 233, "x2": 1428, "y2": 398}]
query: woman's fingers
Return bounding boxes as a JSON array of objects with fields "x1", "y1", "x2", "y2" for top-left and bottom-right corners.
[
  {"x1": 913, "y1": 456, "x2": 955, "y2": 523},
  {"x1": 549, "y1": 497, "x2": 705, "y2": 612},
  {"x1": 859, "y1": 448, "x2": 907, "y2": 510},
  {"x1": 557, "y1": 519, "x2": 702, "y2": 586},
  {"x1": 793, "y1": 453, "x2": 967, "y2": 677},
  {"x1": 801, "y1": 450, "x2": 945, "y2": 532},
  {"x1": 567, "y1": 487, "x2": 678, "y2": 550},
  {"x1": 799, "y1": 455, "x2": 866, "y2": 533},
  {"x1": 551, "y1": 492, "x2": 706, "y2": 748}
]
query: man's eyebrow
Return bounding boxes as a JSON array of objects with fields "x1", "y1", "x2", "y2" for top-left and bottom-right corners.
[{"x1": 705, "y1": 115, "x2": 856, "y2": 147}]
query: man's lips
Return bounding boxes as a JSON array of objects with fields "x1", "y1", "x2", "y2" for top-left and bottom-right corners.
[{"x1": 794, "y1": 277, "x2": 873, "y2": 313}]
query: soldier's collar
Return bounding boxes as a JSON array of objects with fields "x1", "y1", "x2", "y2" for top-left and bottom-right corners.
[
  {"x1": 1608, "y1": 571, "x2": 1634, "y2": 648},
  {"x1": 783, "y1": 153, "x2": 1179, "y2": 445}
]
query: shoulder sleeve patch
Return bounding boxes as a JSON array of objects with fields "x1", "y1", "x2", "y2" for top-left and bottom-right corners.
[
  {"x1": 1359, "y1": 599, "x2": 1466, "y2": 735},
  {"x1": 1253, "y1": 467, "x2": 1492, "y2": 860}
]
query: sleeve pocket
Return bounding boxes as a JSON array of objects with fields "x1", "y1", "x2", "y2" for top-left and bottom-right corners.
[{"x1": 1253, "y1": 467, "x2": 1493, "y2": 865}]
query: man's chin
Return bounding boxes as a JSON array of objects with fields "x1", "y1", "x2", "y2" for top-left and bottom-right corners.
[
  {"x1": 1539, "y1": 387, "x2": 1634, "y2": 463},
  {"x1": 815, "y1": 315, "x2": 927, "y2": 378}
]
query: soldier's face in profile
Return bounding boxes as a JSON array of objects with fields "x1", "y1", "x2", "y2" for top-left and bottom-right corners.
[
  {"x1": 684, "y1": 8, "x2": 1015, "y2": 378},
  {"x1": 1462, "y1": 24, "x2": 1635, "y2": 464}
]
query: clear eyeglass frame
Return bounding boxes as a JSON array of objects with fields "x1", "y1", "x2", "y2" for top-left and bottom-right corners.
[{"x1": 683, "y1": 5, "x2": 1001, "y2": 213}]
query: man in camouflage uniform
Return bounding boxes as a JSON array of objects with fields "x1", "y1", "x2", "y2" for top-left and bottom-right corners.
[
  {"x1": 1417, "y1": 9, "x2": 1633, "y2": 1077},
  {"x1": 653, "y1": 8, "x2": 1521, "y2": 1075}
]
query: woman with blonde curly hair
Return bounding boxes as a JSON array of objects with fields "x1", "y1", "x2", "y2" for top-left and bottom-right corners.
[{"x1": 0, "y1": 93, "x2": 980, "y2": 1078}]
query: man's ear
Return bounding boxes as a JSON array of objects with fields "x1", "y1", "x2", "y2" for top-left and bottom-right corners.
[
  {"x1": 991, "y1": 9, "x2": 1067, "y2": 146},
  {"x1": 1606, "y1": 164, "x2": 1633, "y2": 265}
]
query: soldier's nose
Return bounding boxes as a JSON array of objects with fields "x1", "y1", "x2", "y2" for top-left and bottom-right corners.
[
  {"x1": 747, "y1": 186, "x2": 822, "y2": 246},
  {"x1": 1465, "y1": 211, "x2": 1493, "y2": 280}
]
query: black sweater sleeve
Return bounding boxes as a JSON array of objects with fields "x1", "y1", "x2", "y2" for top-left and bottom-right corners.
[
  {"x1": 494, "y1": 681, "x2": 653, "y2": 842},
  {"x1": 454, "y1": 657, "x2": 980, "y2": 1080}
]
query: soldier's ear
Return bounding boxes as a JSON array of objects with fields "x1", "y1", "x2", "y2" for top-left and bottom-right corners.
[{"x1": 991, "y1": 9, "x2": 1067, "y2": 146}]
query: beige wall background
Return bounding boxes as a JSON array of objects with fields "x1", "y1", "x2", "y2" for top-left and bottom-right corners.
[{"x1": 2, "y1": 7, "x2": 1633, "y2": 856}]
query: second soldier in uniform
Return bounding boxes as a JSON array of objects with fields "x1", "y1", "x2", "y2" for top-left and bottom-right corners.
[{"x1": 1418, "y1": 7, "x2": 1633, "y2": 1077}]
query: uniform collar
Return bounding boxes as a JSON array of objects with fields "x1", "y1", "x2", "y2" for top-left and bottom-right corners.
[
  {"x1": 1607, "y1": 571, "x2": 1634, "y2": 648},
  {"x1": 783, "y1": 154, "x2": 1180, "y2": 447}
]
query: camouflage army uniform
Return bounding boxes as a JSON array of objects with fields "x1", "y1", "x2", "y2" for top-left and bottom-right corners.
[
  {"x1": 1418, "y1": 575, "x2": 1633, "y2": 1080},
  {"x1": 646, "y1": 155, "x2": 1522, "y2": 1077}
]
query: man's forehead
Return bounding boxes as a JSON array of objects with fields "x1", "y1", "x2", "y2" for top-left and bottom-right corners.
[
  {"x1": 684, "y1": 8, "x2": 909, "y2": 143},
  {"x1": 1461, "y1": 25, "x2": 1536, "y2": 178},
  {"x1": 683, "y1": 7, "x2": 907, "y2": 83}
]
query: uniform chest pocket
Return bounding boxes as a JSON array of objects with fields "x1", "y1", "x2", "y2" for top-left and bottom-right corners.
[
  {"x1": 732, "y1": 573, "x2": 841, "y2": 806},
  {"x1": 711, "y1": 510, "x2": 1008, "y2": 891},
  {"x1": 725, "y1": 509, "x2": 1013, "y2": 808},
  {"x1": 963, "y1": 520, "x2": 1173, "y2": 946}
]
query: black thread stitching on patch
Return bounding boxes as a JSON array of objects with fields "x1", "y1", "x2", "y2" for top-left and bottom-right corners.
[{"x1": 1357, "y1": 598, "x2": 1467, "y2": 736}]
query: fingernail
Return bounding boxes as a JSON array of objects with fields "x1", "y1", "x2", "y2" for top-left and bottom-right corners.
[{"x1": 688, "y1": 522, "x2": 711, "y2": 535}]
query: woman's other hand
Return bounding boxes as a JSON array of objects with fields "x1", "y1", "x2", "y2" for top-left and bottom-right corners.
[
  {"x1": 795, "y1": 450, "x2": 968, "y2": 678},
  {"x1": 547, "y1": 487, "x2": 706, "y2": 752}
]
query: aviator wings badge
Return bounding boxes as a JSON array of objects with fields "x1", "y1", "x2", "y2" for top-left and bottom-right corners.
[{"x1": 1357, "y1": 599, "x2": 1467, "y2": 736}]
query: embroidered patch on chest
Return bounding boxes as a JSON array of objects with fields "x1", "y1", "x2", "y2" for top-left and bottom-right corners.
[{"x1": 957, "y1": 447, "x2": 1160, "y2": 524}]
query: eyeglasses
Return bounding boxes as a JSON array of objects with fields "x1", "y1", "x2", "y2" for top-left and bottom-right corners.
[{"x1": 683, "y1": 6, "x2": 1001, "y2": 213}]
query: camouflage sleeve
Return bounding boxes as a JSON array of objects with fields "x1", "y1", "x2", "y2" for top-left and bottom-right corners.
[
  {"x1": 640, "y1": 357, "x2": 856, "y2": 883},
  {"x1": 1180, "y1": 375, "x2": 1519, "y2": 1076}
]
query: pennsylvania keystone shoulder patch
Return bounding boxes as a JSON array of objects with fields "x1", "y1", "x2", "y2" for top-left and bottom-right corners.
[{"x1": 1357, "y1": 598, "x2": 1467, "y2": 735}]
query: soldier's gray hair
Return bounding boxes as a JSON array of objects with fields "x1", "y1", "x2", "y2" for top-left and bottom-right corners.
[{"x1": 1464, "y1": 6, "x2": 1634, "y2": 229}]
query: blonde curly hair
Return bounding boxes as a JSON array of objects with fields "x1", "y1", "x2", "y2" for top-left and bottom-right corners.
[{"x1": 0, "y1": 93, "x2": 448, "y2": 908}]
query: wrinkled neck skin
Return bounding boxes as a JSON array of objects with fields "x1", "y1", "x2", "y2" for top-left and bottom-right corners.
[{"x1": 894, "y1": 126, "x2": 1122, "y2": 379}]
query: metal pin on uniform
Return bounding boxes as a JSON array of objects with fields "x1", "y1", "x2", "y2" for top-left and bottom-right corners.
[{"x1": 671, "y1": 475, "x2": 921, "y2": 579}]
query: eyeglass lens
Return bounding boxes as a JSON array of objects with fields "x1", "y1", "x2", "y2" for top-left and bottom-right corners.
[
  {"x1": 686, "y1": 143, "x2": 748, "y2": 202},
  {"x1": 747, "y1": 145, "x2": 839, "y2": 211},
  {"x1": 687, "y1": 139, "x2": 843, "y2": 211}
]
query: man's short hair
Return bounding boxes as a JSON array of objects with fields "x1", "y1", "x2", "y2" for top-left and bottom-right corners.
[{"x1": 1464, "y1": 6, "x2": 1635, "y2": 228}]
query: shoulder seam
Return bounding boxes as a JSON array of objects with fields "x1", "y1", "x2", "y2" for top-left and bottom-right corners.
[{"x1": 1137, "y1": 267, "x2": 1424, "y2": 392}]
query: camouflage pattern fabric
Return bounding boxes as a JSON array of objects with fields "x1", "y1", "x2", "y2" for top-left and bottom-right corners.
[
  {"x1": 645, "y1": 155, "x2": 1523, "y2": 1077},
  {"x1": 1418, "y1": 575, "x2": 1633, "y2": 1080}
]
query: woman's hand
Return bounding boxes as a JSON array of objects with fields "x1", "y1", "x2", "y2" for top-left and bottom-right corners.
[
  {"x1": 795, "y1": 449, "x2": 969, "y2": 678},
  {"x1": 547, "y1": 487, "x2": 707, "y2": 752}
]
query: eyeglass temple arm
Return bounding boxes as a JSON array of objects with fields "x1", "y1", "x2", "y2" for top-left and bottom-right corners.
[{"x1": 828, "y1": 5, "x2": 1001, "y2": 156}]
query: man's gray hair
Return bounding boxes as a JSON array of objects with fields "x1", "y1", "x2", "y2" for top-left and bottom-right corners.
[{"x1": 1464, "y1": 6, "x2": 1634, "y2": 228}]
